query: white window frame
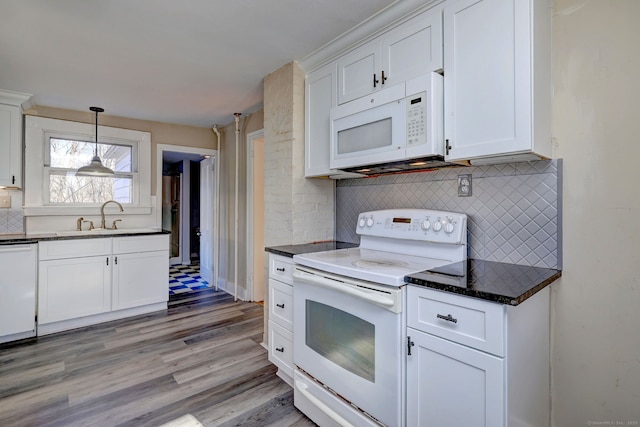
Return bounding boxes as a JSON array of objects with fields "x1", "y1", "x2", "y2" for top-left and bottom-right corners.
[{"x1": 24, "y1": 116, "x2": 152, "y2": 217}]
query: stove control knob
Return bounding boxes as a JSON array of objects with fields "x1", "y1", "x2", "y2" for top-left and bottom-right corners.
[
  {"x1": 432, "y1": 220, "x2": 443, "y2": 232},
  {"x1": 444, "y1": 222, "x2": 455, "y2": 234},
  {"x1": 358, "y1": 217, "x2": 366, "y2": 228},
  {"x1": 421, "y1": 220, "x2": 431, "y2": 231},
  {"x1": 366, "y1": 216, "x2": 374, "y2": 227}
]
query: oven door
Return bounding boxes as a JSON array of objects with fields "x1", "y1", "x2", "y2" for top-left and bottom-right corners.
[{"x1": 293, "y1": 266, "x2": 404, "y2": 427}]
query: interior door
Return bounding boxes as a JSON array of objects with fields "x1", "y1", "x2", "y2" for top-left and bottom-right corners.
[{"x1": 199, "y1": 157, "x2": 215, "y2": 285}]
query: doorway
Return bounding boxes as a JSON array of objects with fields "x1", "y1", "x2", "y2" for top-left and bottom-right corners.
[
  {"x1": 246, "y1": 130, "x2": 265, "y2": 302},
  {"x1": 156, "y1": 144, "x2": 217, "y2": 294}
]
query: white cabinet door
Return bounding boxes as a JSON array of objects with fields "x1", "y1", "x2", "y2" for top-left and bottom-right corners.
[
  {"x1": 337, "y1": 39, "x2": 381, "y2": 105},
  {"x1": 38, "y1": 255, "x2": 112, "y2": 324},
  {"x1": 0, "y1": 103, "x2": 23, "y2": 188},
  {"x1": 112, "y1": 250, "x2": 168, "y2": 310},
  {"x1": 444, "y1": 0, "x2": 534, "y2": 161},
  {"x1": 305, "y1": 62, "x2": 336, "y2": 177},
  {"x1": 381, "y1": 7, "x2": 443, "y2": 89},
  {"x1": 0, "y1": 244, "x2": 36, "y2": 341},
  {"x1": 407, "y1": 328, "x2": 505, "y2": 427},
  {"x1": 337, "y1": 8, "x2": 444, "y2": 106}
]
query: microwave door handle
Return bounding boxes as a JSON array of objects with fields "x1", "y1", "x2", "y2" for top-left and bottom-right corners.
[
  {"x1": 293, "y1": 270, "x2": 394, "y2": 308},
  {"x1": 295, "y1": 380, "x2": 355, "y2": 427}
]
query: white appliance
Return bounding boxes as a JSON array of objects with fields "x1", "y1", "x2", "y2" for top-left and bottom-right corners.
[
  {"x1": 292, "y1": 208, "x2": 467, "y2": 427},
  {"x1": 330, "y1": 73, "x2": 443, "y2": 172},
  {"x1": 0, "y1": 243, "x2": 37, "y2": 344}
]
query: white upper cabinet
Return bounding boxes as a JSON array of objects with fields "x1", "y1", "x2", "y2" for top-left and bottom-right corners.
[
  {"x1": 0, "y1": 90, "x2": 31, "y2": 188},
  {"x1": 305, "y1": 5, "x2": 444, "y2": 177},
  {"x1": 337, "y1": 7, "x2": 444, "y2": 105},
  {"x1": 305, "y1": 62, "x2": 337, "y2": 177},
  {"x1": 443, "y1": 0, "x2": 552, "y2": 162},
  {"x1": 381, "y1": 8, "x2": 443, "y2": 88},
  {"x1": 337, "y1": 39, "x2": 380, "y2": 105}
]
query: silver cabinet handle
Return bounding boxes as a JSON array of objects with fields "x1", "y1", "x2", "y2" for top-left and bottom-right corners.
[{"x1": 437, "y1": 313, "x2": 458, "y2": 323}]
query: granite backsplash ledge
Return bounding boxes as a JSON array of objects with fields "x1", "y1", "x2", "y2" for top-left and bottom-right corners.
[{"x1": 336, "y1": 159, "x2": 562, "y2": 270}]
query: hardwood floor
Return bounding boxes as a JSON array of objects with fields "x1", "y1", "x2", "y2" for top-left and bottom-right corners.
[{"x1": 0, "y1": 289, "x2": 315, "y2": 427}]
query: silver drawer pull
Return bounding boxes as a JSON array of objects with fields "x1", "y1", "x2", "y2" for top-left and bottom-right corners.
[
  {"x1": 275, "y1": 347, "x2": 285, "y2": 352},
  {"x1": 276, "y1": 267, "x2": 286, "y2": 272},
  {"x1": 437, "y1": 313, "x2": 458, "y2": 323},
  {"x1": 276, "y1": 303, "x2": 285, "y2": 309}
]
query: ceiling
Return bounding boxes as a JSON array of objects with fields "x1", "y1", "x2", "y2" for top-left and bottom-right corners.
[{"x1": 0, "y1": 0, "x2": 396, "y2": 128}]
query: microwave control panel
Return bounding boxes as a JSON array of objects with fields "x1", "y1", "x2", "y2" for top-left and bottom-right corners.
[{"x1": 406, "y1": 92, "x2": 427, "y2": 147}]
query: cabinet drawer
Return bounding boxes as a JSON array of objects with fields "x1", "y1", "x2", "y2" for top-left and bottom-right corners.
[
  {"x1": 113, "y1": 234, "x2": 169, "y2": 254},
  {"x1": 268, "y1": 321, "x2": 294, "y2": 377},
  {"x1": 269, "y1": 254, "x2": 294, "y2": 285},
  {"x1": 269, "y1": 278, "x2": 293, "y2": 330},
  {"x1": 407, "y1": 286, "x2": 505, "y2": 356},
  {"x1": 39, "y1": 238, "x2": 111, "y2": 260}
]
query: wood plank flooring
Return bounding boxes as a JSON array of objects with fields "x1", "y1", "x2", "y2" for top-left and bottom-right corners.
[{"x1": 0, "y1": 289, "x2": 315, "y2": 427}]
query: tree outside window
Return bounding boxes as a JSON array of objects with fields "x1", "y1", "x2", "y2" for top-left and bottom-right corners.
[{"x1": 48, "y1": 138, "x2": 134, "y2": 204}]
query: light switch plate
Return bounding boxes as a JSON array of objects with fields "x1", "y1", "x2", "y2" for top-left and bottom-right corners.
[{"x1": 0, "y1": 194, "x2": 11, "y2": 208}]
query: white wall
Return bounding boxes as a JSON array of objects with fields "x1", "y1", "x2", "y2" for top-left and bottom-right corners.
[{"x1": 552, "y1": 1, "x2": 640, "y2": 425}]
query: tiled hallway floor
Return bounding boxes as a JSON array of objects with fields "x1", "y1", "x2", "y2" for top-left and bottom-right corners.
[{"x1": 169, "y1": 262, "x2": 210, "y2": 295}]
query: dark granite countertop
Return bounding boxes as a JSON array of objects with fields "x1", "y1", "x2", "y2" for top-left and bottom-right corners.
[
  {"x1": 405, "y1": 259, "x2": 561, "y2": 305},
  {"x1": 0, "y1": 229, "x2": 170, "y2": 246},
  {"x1": 265, "y1": 241, "x2": 358, "y2": 258}
]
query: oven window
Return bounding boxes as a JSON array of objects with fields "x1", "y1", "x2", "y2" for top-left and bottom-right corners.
[{"x1": 305, "y1": 300, "x2": 375, "y2": 383}]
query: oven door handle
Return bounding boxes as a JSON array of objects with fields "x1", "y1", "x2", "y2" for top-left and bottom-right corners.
[
  {"x1": 293, "y1": 270, "x2": 395, "y2": 308},
  {"x1": 295, "y1": 380, "x2": 355, "y2": 427}
]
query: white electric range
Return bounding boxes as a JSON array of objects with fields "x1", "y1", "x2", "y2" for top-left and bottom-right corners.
[{"x1": 292, "y1": 208, "x2": 468, "y2": 427}]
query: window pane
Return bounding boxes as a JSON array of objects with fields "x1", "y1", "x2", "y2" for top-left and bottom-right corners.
[
  {"x1": 49, "y1": 171, "x2": 132, "y2": 204},
  {"x1": 50, "y1": 138, "x2": 132, "y2": 172},
  {"x1": 305, "y1": 300, "x2": 375, "y2": 382}
]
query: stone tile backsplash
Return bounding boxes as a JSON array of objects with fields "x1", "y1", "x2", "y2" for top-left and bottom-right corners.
[{"x1": 336, "y1": 160, "x2": 562, "y2": 269}]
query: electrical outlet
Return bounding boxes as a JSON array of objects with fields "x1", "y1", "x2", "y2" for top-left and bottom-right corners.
[
  {"x1": 457, "y1": 174, "x2": 472, "y2": 197},
  {"x1": 0, "y1": 194, "x2": 10, "y2": 208}
]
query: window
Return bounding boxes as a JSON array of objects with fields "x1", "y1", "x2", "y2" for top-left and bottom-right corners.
[
  {"x1": 47, "y1": 137, "x2": 137, "y2": 204},
  {"x1": 23, "y1": 116, "x2": 151, "y2": 216}
]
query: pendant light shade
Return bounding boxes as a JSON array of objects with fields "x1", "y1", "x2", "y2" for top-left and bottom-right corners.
[{"x1": 76, "y1": 106, "x2": 115, "y2": 176}]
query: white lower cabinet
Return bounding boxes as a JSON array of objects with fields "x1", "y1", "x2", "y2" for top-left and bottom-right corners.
[
  {"x1": 112, "y1": 235, "x2": 169, "y2": 310},
  {"x1": 406, "y1": 328, "x2": 504, "y2": 426},
  {"x1": 267, "y1": 253, "x2": 295, "y2": 386},
  {"x1": 38, "y1": 234, "x2": 169, "y2": 333},
  {"x1": 39, "y1": 255, "x2": 111, "y2": 324},
  {"x1": 112, "y1": 250, "x2": 168, "y2": 310},
  {"x1": 406, "y1": 285, "x2": 550, "y2": 427}
]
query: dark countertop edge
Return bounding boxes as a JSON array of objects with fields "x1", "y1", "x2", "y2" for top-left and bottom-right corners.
[
  {"x1": 264, "y1": 242, "x2": 562, "y2": 306},
  {"x1": 0, "y1": 230, "x2": 170, "y2": 245},
  {"x1": 405, "y1": 270, "x2": 561, "y2": 306},
  {"x1": 265, "y1": 241, "x2": 358, "y2": 258}
]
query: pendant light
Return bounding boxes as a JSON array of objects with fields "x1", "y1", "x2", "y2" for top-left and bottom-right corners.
[{"x1": 76, "y1": 106, "x2": 115, "y2": 176}]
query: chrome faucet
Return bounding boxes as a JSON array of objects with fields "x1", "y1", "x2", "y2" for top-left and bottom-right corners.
[{"x1": 100, "y1": 200, "x2": 124, "y2": 229}]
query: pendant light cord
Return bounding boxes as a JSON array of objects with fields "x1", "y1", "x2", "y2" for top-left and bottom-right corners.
[{"x1": 89, "y1": 106, "x2": 104, "y2": 158}]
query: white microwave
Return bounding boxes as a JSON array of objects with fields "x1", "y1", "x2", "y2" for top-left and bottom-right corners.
[{"x1": 330, "y1": 73, "x2": 443, "y2": 171}]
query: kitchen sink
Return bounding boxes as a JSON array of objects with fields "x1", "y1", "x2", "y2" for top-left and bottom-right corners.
[{"x1": 56, "y1": 228, "x2": 161, "y2": 237}]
